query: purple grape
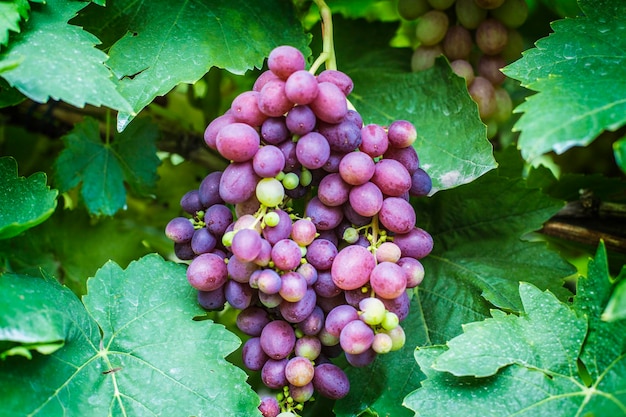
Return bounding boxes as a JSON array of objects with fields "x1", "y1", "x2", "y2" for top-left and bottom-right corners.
[
  {"x1": 285, "y1": 356, "x2": 315, "y2": 387},
  {"x1": 257, "y1": 268, "x2": 282, "y2": 294},
  {"x1": 254, "y1": 237, "x2": 273, "y2": 267},
  {"x1": 226, "y1": 256, "x2": 259, "y2": 283},
  {"x1": 322, "y1": 151, "x2": 343, "y2": 173},
  {"x1": 219, "y1": 161, "x2": 259, "y2": 204},
  {"x1": 224, "y1": 279, "x2": 254, "y2": 310},
  {"x1": 324, "y1": 305, "x2": 359, "y2": 338},
  {"x1": 253, "y1": 69, "x2": 280, "y2": 92},
  {"x1": 344, "y1": 287, "x2": 369, "y2": 308},
  {"x1": 197, "y1": 287, "x2": 226, "y2": 311},
  {"x1": 371, "y1": 159, "x2": 412, "y2": 197},
  {"x1": 297, "y1": 306, "x2": 325, "y2": 336},
  {"x1": 387, "y1": 120, "x2": 417, "y2": 149},
  {"x1": 318, "y1": 120, "x2": 361, "y2": 153},
  {"x1": 331, "y1": 245, "x2": 376, "y2": 290},
  {"x1": 285, "y1": 70, "x2": 319, "y2": 105},
  {"x1": 410, "y1": 168, "x2": 432, "y2": 197},
  {"x1": 309, "y1": 82, "x2": 348, "y2": 124},
  {"x1": 296, "y1": 132, "x2": 331, "y2": 170},
  {"x1": 369, "y1": 261, "x2": 407, "y2": 300},
  {"x1": 261, "y1": 116, "x2": 290, "y2": 145},
  {"x1": 317, "y1": 173, "x2": 351, "y2": 207},
  {"x1": 268, "y1": 45, "x2": 306, "y2": 80},
  {"x1": 280, "y1": 287, "x2": 317, "y2": 323},
  {"x1": 259, "y1": 291, "x2": 283, "y2": 308},
  {"x1": 262, "y1": 209, "x2": 292, "y2": 244},
  {"x1": 259, "y1": 396, "x2": 280, "y2": 417},
  {"x1": 316, "y1": 293, "x2": 346, "y2": 314},
  {"x1": 349, "y1": 181, "x2": 383, "y2": 217},
  {"x1": 379, "y1": 197, "x2": 416, "y2": 234},
  {"x1": 216, "y1": 122, "x2": 260, "y2": 162},
  {"x1": 186, "y1": 253, "x2": 228, "y2": 291},
  {"x1": 174, "y1": 241, "x2": 195, "y2": 260},
  {"x1": 198, "y1": 171, "x2": 224, "y2": 208},
  {"x1": 260, "y1": 320, "x2": 296, "y2": 360},
  {"x1": 398, "y1": 257, "x2": 425, "y2": 288},
  {"x1": 204, "y1": 113, "x2": 236, "y2": 149},
  {"x1": 312, "y1": 363, "x2": 350, "y2": 400},
  {"x1": 306, "y1": 239, "x2": 338, "y2": 270},
  {"x1": 278, "y1": 140, "x2": 301, "y2": 173},
  {"x1": 180, "y1": 190, "x2": 203, "y2": 214},
  {"x1": 340, "y1": 319, "x2": 375, "y2": 354},
  {"x1": 261, "y1": 358, "x2": 288, "y2": 389},
  {"x1": 343, "y1": 204, "x2": 372, "y2": 227},
  {"x1": 253, "y1": 145, "x2": 286, "y2": 178},
  {"x1": 191, "y1": 228, "x2": 217, "y2": 255},
  {"x1": 394, "y1": 227, "x2": 434, "y2": 259},
  {"x1": 230, "y1": 91, "x2": 268, "y2": 127},
  {"x1": 379, "y1": 291, "x2": 410, "y2": 321},
  {"x1": 291, "y1": 218, "x2": 317, "y2": 246},
  {"x1": 165, "y1": 217, "x2": 195, "y2": 243},
  {"x1": 338, "y1": 151, "x2": 375, "y2": 186},
  {"x1": 344, "y1": 109, "x2": 363, "y2": 128},
  {"x1": 236, "y1": 306, "x2": 271, "y2": 336},
  {"x1": 345, "y1": 347, "x2": 377, "y2": 367},
  {"x1": 305, "y1": 196, "x2": 344, "y2": 231},
  {"x1": 279, "y1": 271, "x2": 308, "y2": 302},
  {"x1": 359, "y1": 124, "x2": 388, "y2": 158},
  {"x1": 271, "y1": 239, "x2": 302, "y2": 271},
  {"x1": 313, "y1": 269, "x2": 342, "y2": 298},
  {"x1": 286, "y1": 105, "x2": 316, "y2": 135},
  {"x1": 242, "y1": 337, "x2": 269, "y2": 371},
  {"x1": 258, "y1": 79, "x2": 293, "y2": 117},
  {"x1": 231, "y1": 228, "x2": 263, "y2": 262},
  {"x1": 317, "y1": 69, "x2": 354, "y2": 96}
]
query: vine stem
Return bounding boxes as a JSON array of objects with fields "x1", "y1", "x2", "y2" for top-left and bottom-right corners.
[{"x1": 309, "y1": 0, "x2": 336, "y2": 74}]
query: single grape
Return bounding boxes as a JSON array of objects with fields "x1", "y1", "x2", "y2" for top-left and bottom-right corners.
[
  {"x1": 285, "y1": 356, "x2": 315, "y2": 387},
  {"x1": 369, "y1": 261, "x2": 407, "y2": 300},
  {"x1": 383, "y1": 145, "x2": 420, "y2": 174},
  {"x1": 191, "y1": 228, "x2": 217, "y2": 255},
  {"x1": 242, "y1": 337, "x2": 269, "y2": 371},
  {"x1": 410, "y1": 44, "x2": 443, "y2": 72},
  {"x1": 226, "y1": 255, "x2": 259, "y2": 283},
  {"x1": 384, "y1": 324, "x2": 406, "y2": 351},
  {"x1": 180, "y1": 190, "x2": 203, "y2": 214},
  {"x1": 359, "y1": 124, "x2": 389, "y2": 158},
  {"x1": 379, "y1": 197, "x2": 416, "y2": 234},
  {"x1": 398, "y1": 256, "x2": 425, "y2": 288},
  {"x1": 259, "y1": 79, "x2": 294, "y2": 117},
  {"x1": 381, "y1": 310, "x2": 400, "y2": 330},
  {"x1": 476, "y1": 18, "x2": 508, "y2": 55},
  {"x1": 216, "y1": 122, "x2": 260, "y2": 162},
  {"x1": 491, "y1": 86, "x2": 513, "y2": 124},
  {"x1": 340, "y1": 319, "x2": 375, "y2": 355},
  {"x1": 289, "y1": 382, "x2": 314, "y2": 403},
  {"x1": 338, "y1": 151, "x2": 375, "y2": 186},
  {"x1": 230, "y1": 91, "x2": 268, "y2": 127},
  {"x1": 312, "y1": 363, "x2": 350, "y2": 400},
  {"x1": 295, "y1": 335, "x2": 322, "y2": 361},
  {"x1": 285, "y1": 70, "x2": 319, "y2": 104},
  {"x1": 371, "y1": 158, "x2": 412, "y2": 197},
  {"x1": 325, "y1": 305, "x2": 359, "y2": 338},
  {"x1": 296, "y1": 131, "x2": 331, "y2": 170},
  {"x1": 317, "y1": 119, "x2": 362, "y2": 153},
  {"x1": 174, "y1": 241, "x2": 194, "y2": 260},
  {"x1": 375, "y1": 241, "x2": 402, "y2": 263},
  {"x1": 345, "y1": 347, "x2": 377, "y2": 367},
  {"x1": 285, "y1": 105, "x2": 316, "y2": 135},
  {"x1": 442, "y1": 25, "x2": 473, "y2": 61},
  {"x1": 219, "y1": 161, "x2": 259, "y2": 204},
  {"x1": 224, "y1": 280, "x2": 254, "y2": 310},
  {"x1": 268, "y1": 45, "x2": 306, "y2": 80},
  {"x1": 278, "y1": 140, "x2": 301, "y2": 173},
  {"x1": 271, "y1": 239, "x2": 303, "y2": 271},
  {"x1": 253, "y1": 69, "x2": 280, "y2": 92},
  {"x1": 309, "y1": 81, "x2": 348, "y2": 124},
  {"x1": 259, "y1": 291, "x2": 283, "y2": 309},
  {"x1": 348, "y1": 181, "x2": 383, "y2": 217},
  {"x1": 478, "y1": 54, "x2": 507, "y2": 85},
  {"x1": 165, "y1": 217, "x2": 195, "y2": 243},
  {"x1": 279, "y1": 271, "x2": 308, "y2": 302},
  {"x1": 197, "y1": 287, "x2": 226, "y2": 311},
  {"x1": 450, "y1": 59, "x2": 475, "y2": 86},
  {"x1": 198, "y1": 171, "x2": 224, "y2": 208},
  {"x1": 387, "y1": 120, "x2": 417, "y2": 148},
  {"x1": 397, "y1": 0, "x2": 430, "y2": 20},
  {"x1": 257, "y1": 268, "x2": 282, "y2": 294},
  {"x1": 455, "y1": 0, "x2": 487, "y2": 29},
  {"x1": 291, "y1": 218, "x2": 317, "y2": 246},
  {"x1": 305, "y1": 196, "x2": 344, "y2": 231},
  {"x1": 204, "y1": 113, "x2": 236, "y2": 150},
  {"x1": 313, "y1": 269, "x2": 343, "y2": 298},
  {"x1": 236, "y1": 306, "x2": 271, "y2": 336},
  {"x1": 261, "y1": 358, "x2": 289, "y2": 389},
  {"x1": 231, "y1": 228, "x2": 262, "y2": 262},
  {"x1": 186, "y1": 253, "x2": 228, "y2": 291},
  {"x1": 256, "y1": 177, "x2": 285, "y2": 207},
  {"x1": 259, "y1": 396, "x2": 280, "y2": 417},
  {"x1": 260, "y1": 320, "x2": 296, "y2": 361},
  {"x1": 253, "y1": 145, "x2": 286, "y2": 178},
  {"x1": 331, "y1": 245, "x2": 376, "y2": 290},
  {"x1": 317, "y1": 69, "x2": 354, "y2": 96},
  {"x1": 372, "y1": 332, "x2": 393, "y2": 354},
  {"x1": 359, "y1": 297, "x2": 386, "y2": 326},
  {"x1": 297, "y1": 305, "x2": 325, "y2": 336},
  {"x1": 469, "y1": 76, "x2": 497, "y2": 119},
  {"x1": 261, "y1": 116, "x2": 290, "y2": 145},
  {"x1": 409, "y1": 168, "x2": 432, "y2": 197},
  {"x1": 297, "y1": 262, "x2": 318, "y2": 286},
  {"x1": 415, "y1": 10, "x2": 449, "y2": 46}
]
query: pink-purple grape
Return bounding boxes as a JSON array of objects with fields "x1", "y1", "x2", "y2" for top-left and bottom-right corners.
[
  {"x1": 379, "y1": 197, "x2": 416, "y2": 234},
  {"x1": 271, "y1": 239, "x2": 303, "y2": 271},
  {"x1": 317, "y1": 172, "x2": 351, "y2": 207},
  {"x1": 331, "y1": 245, "x2": 376, "y2": 290},
  {"x1": 312, "y1": 363, "x2": 350, "y2": 400},
  {"x1": 186, "y1": 253, "x2": 228, "y2": 291},
  {"x1": 279, "y1": 271, "x2": 308, "y2": 302},
  {"x1": 236, "y1": 306, "x2": 271, "y2": 336},
  {"x1": 258, "y1": 79, "x2": 293, "y2": 117},
  {"x1": 309, "y1": 81, "x2": 348, "y2": 124},
  {"x1": 216, "y1": 122, "x2": 260, "y2": 162},
  {"x1": 296, "y1": 132, "x2": 331, "y2": 169},
  {"x1": 197, "y1": 287, "x2": 226, "y2": 311},
  {"x1": 338, "y1": 151, "x2": 375, "y2": 186},
  {"x1": 242, "y1": 337, "x2": 269, "y2": 371},
  {"x1": 260, "y1": 320, "x2": 296, "y2": 360},
  {"x1": 231, "y1": 228, "x2": 263, "y2": 262},
  {"x1": 398, "y1": 257, "x2": 425, "y2": 288},
  {"x1": 305, "y1": 196, "x2": 344, "y2": 231},
  {"x1": 230, "y1": 91, "x2": 268, "y2": 127},
  {"x1": 165, "y1": 217, "x2": 195, "y2": 243},
  {"x1": 267, "y1": 45, "x2": 306, "y2": 80},
  {"x1": 284, "y1": 356, "x2": 315, "y2": 387},
  {"x1": 259, "y1": 396, "x2": 280, "y2": 417},
  {"x1": 371, "y1": 158, "x2": 412, "y2": 197},
  {"x1": 359, "y1": 124, "x2": 389, "y2": 157},
  {"x1": 339, "y1": 319, "x2": 375, "y2": 354},
  {"x1": 253, "y1": 145, "x2": 286, "y2": 178},
  {"x1": 387, "y1": 120, "x2": 417, "y2": 149},
  {"x1": 261, "y1": 358, "x2": 289, "y2": 389},
  {"x1": 369, "y1": 261, "x2": 407, "y2": 299},
  {"x1": 286, "y1": 105, "x2": 317, "y2": 135},
  {"x1": 261, "y1": 116, "x2": 289, "y2": 145},
  {"x1": 291, "y1": 218, "x2": 317, "y2": 246},
  {"x1": 324, "y1": 305, "x2": 359, "y2": 338},
  {"x1": 219, "y1": 161, "x2": 259, "y2": 204},
  {"x1": 348, "y1": 181, "x2": 383, "y2": 217},
  {"x1": 285, "y1": 70, "x2": 319, "y2": 104}
]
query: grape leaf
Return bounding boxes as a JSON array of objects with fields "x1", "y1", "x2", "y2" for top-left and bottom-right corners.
[
  {"x1": 318, "y1": 17, "x2": 496, "y2": 192},
  {"x1": 614, "y1": 136, "x2": 626, "y2": 175},
  {"x1": 0, "y1": 273, "x2": 69, "y2": 360},
  {"x1": 0, "y1": 254, "x2": 261, "y2": 417},
  {"x1": 0, "y1": 0, "x2": 132, "y2": 113},
  {"x1": 404, "y1": 242, "x2": 626, "y2": 417},
  {"x1": 53, "y1": 116, "x2": 160, "y2": 216},
  {"x1": 72, "y1": 0, "x2": 310, "y2": 130},
  {"x1": 0, "y1": 156, "x2": 57, "y2": 240},
  {"x1": 412, "y1": 169, "x2": 574, "y2": 343},
  {"x1": 503, "y1": 0, "x2": 626, "y2": 162},
  {"x1": 0, "y1": 0, "x2": 29, "y2": 47},
  {"x1": 603, "y1": 275, "x2": 626, "y2": 321},
  {"x1": 335, "y1": 295, "x2": 429, "y2": 417}
]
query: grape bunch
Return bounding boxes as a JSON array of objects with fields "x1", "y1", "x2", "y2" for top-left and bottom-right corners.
[
  {"x1": 398, "y1": 0, "x2": 528, "y2": 137},
  {"x1": 165, "y1": 45, "x2": 433, "y2": 417}
]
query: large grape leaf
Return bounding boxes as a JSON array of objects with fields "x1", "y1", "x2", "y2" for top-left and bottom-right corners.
[
  {"x1": 412, "y1": 169, "x2": 574, "y2": 343},
  {"x1": 0, "y1": 156, "x2": 57, "y2": 240},
  {"x1": 72, "y1": 0, "x2": 310, "y2": 130},
  {"x1": 53, "y1": 116, "x2": 160, "y2": 216},
  {"x1": 503, "y1": 0, "x2": 626, "y2": 162},
  {"x1": 334, "y1": 295, "x2": 429, "y2": 417},
  {"x1": 316, "y1": 17, "x2": 496, "y2": 193},
  {"x1": 0, "y1": 254, "x2": 261, "y2": 417},
  {"x1": 404, "y1": 243, "x2": 626, "y2": 417},
  {"x1": 0, "y1": 0, "x2": 29, "y2": 47},
  {"x1": 0, "y1": 0, "x2": 132, "y2": 113}
]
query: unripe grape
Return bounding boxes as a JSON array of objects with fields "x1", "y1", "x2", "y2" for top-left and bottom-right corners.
[
  {"x1": 442, "y1": 25, "x2": 473, "y2": 61},
  {"x1": 256, "y1": 177, "x2": 285, "y2": 207},
  {"x1": 397, "y1": 0, "x2": 430, "y2": 20},
  {"x1": 455, "y1": 0, "x2": 487, "y2": 29},
  {"x1": 478, "y1": 54, "x2": 507, "y2": 86},
  {"x1": 474, "y1": 0, "x2": 505, "y2": 9},
  {"x1": 450, "y1": 59, "x2": 475, "y2": 86},
  {"x1": 468, "y1": 76, "x2": 496, "y2": 119},
  {"x1": 416, "y1": 10, "x2": 449, "y2": 46},
  {"x1": 428, "y1": 0, "x2": 455, "y2": 10},
  {"x1": 372, "y1": 332, "x2": 393, "y2": 354},
  {"x1": 381, "y1": 311, "x2": 400, "y2": 330},
  {"x1": 491, "y1": 87, "x2": 513, "y2": 124},
  {"x1": 476, "y1": 18, "x2": 508, "y2": 55},
  {"x1": 411, "y1": 44, "x2": 443, "y2": 72},
  {"x1": 359, "y1": 297, "x2": 386, "y2": 325},
  {"x1": 386, "y1": 325, "x2": 406, "y2": 351},
  {"x1": 491, "y1": 0, "x2": 528, "y2": 28}
]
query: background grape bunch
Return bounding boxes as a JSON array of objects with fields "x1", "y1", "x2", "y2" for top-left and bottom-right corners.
[
  {"x1": 165, "y1": 45, "x2": 433, "y2": 417},
  {"x1": 398, "y1": 0, "x2": 528, "y2": 138}
]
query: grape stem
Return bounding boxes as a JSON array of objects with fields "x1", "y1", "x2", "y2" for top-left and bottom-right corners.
[{"x1": 309, "y1": 0, "x2": 336, "y2": 74}]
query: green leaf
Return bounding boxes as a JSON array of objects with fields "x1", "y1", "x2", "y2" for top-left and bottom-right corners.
[
  {"x1": 603, "y1": 269, "x2": 626, "y2": 321},
  {"x1": 0, "y1": 254, "x2": 260, "y2": 417},
  {"x1": 503, "y1": 0, "x2": 626, "y2": 162},
  {"x1": 335, "y1": 295, "x2": 428, "y2": 417},
  {"x1": 53, "y1": 117, "x2": 160, "y2": 216},
  {"x1": 614, "y1": 136, "x2": 626, "y2": 175},
  {"x1": 412, "y1": 170, "x2": 574, "y2": 343},
  {"x1": 0, "y1": 273, "x2": 70, "y2": 359},
  {"x1": 323, "y1": 17, "x2": 496, "y2": 192},
  {"x1": 404, "y1": 243, "x2": 626, "y2": 417},
  {"x1": 0, "y1": 0, "x2": 30, "y2": 47},
  {"x1": 433, "y1": 283, "x2": 587, "y2": 377},
  {"x1": 0, "y1": 156, "x2": 57, "y2": 239},
  {"x1": 73, "y1": 0, "x2": 310, "y2": 130},
  {"x1": 0, "y1": 0, "x2": 132, "y2": 112}
]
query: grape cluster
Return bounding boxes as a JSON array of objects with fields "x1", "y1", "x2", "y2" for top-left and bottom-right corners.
[
  {"x1": 398, "y1": 0, "x2": 528, "y2": 137},
  {"x1": 165, "y1": 45, "x2": 433, "y2": 416}
]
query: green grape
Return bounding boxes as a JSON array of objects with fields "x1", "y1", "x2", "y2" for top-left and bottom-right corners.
[
  {"x1": 264, "y1": 211, "x2": 280, "y2": 227},
  {"x1": 381, "y1": 311, "x2": 400, "y2": 330},
  {"x1": 427, "y1": 0, "x2": 456, "y2": 10},
  {"x1": 416, "y1": 10, "x2": 449, "y2": 46},
  {"x1": 372, "y1": 332, "x2": 393, "y2": 354},
  {"x1": 491, "y1": 0, "x2": 529, "y2": 28},
  {"x1": 450, "y1": 59, "x2": 475, "y2": 86},
  {"x1": 468, "y1": 76, "x2": 496, "y2": 119},
  {"x1": 410, "y1": 44, "x2": 443, "y2": 71},
  {"x1": 397, "y1": 0, "x2": 431, "y2": 20},
  {"x1": 282, "y1": 172, "x2": 300, "y2": 190},
  {"x1": 455, "y1": 0, "x2": 487, "y2": 29},
  {"x1": 256, "y1": 177, "x2": 284, "y2": 207},
  {"x1": 491, "y1": 86, "x2": 513, "y2": 124}
]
